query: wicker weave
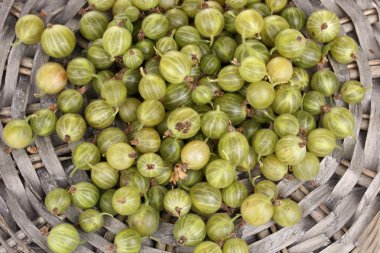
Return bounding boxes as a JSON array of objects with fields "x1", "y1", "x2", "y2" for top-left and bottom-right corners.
[{"x1": 0, "y1": 0, "x2": 380, "y2": 252}]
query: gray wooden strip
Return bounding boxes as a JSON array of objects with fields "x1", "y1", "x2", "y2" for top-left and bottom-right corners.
[
  {"x1": 277, "y1": 178, "x2": 302, "y2": 198},
  {"x1": 1, "y1": 43, "x2": 26, "y2": 107},
  {"x1": 242, "y1": 181, "x2": 334, "y2": 238},
  {"x1": 34, "y1": 136, "x2": 68, "y2": 187},
  {"x1": 0, "y1": 194, "x2": 17, "y2": 232},
  {"x1": 0, "y1": 19, "x2": 15, "y2": 94},
  {"x1": 353, "y1": 160, "x2": 380, "y2": 221},
  {"x1": 329, "y1": 136, "x2": 364, "y2": 203},
  {"x1": 0, "y1": 0, "x2": 15, "y2": 31},
  {"x1": 12, "y1": 149, "x2": 43, "y2": 197},
  {"x1": 53, "y1": 0, "x2": 86, "y2": 24},
  {"x1": 320, "y1": 0, "x2": 345, "y2": 17},
  {"x1": 320, "y1": 196, "x2": 380, "y2": 253},
  {"x1": 4, "y1": 190, "x2": 49, "y2": 252},
  {"x1": 316, "y1": 149, "x2": 342, "y2": 185},
  {"x1": 355, "y1": 0, "x2": 375, "y2": 10},
  {"x1": 336, "y1": 0, "x2": 380, "y2": 59},
  {"x1": 363, "y1": 84, "x2": 380, "y2": 170},
  {"x1": 19, "y1": 0, "x2": 39, "y2": 16},
  {"x1": 288, "y1": 234, "x2": 331, "y2": 253},
  {"x1": 248, "y1": 217, "x2": 315, "y2": 253},
  {"x1": 298, "y1": 188, "x2": 365, "y2": 243},
  {"x1": 356, "y1": 49, "x2": 374, "y2": 113}
]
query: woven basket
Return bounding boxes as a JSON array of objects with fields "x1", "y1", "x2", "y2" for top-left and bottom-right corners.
[{"x1": 0, "y1": 0, "x2": 380, "y2": 252}]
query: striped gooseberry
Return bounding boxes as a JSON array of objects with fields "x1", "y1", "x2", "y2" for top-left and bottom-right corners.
[
  {"x1": 322, "y1": 106, "x2": 355, "y2": 139},
  {"x1": 128, "y1": 203, "x2": 160, "y2": 236},
  {"x1": 112, "y1": 186, "x2": 141, "y2": 215},
  {"x1": 341, "y1": 80, "x2": 366, "y2": 104},
  {"x1": 147, "y1": 185, "x2": 167, "y2": 211},
  {"x1": 303, "y1": 91, "x2": 327, "y2": 116},
  {"x1": 137, "y1": 152, "x2": 164, "y2": 177},
  {"x1": 266, "y1": 57, "x2": 293, "y2": 85},
  {"x1": 138, "y1": 69, "x2": 166, "y2": 100},
  {"x1": 15, "y1": 14, "x2": 45, "y2": 45},
  {"x1": 274, "y1": 113, "x2": 300, "y2": 137},
  {"x1": 137, "y1": 99, "x2": 165, "y2": 127},
  {"x1": 274, "y1": 28, "x2": 306, "y2": 59},
  {"x1": 293, "y1": 40, "x2": 321, "y2": 69},
  {"x1": 79, "y1": 209, "x2": 109, "y2": 233},
  {"x1": 100, "y1": 79, "x2": 127, "y2": 107},
  {"x1": 306, "y1": 9, "x2": 340, "y2": 43},
  {"x1": 102, "y1": 26, "x2": 132, "y2": 58},
  {"x1": 41, "y1": 24, "x2": 76, "y2": 58},
  {"x1": 222, "y1": 180, "x2": 248, "y2": 208},
  {"x1": 174, "y1": 213, "x2": 206, "y2": 247},
  {"x1": 241, "y1": 193, "x2": 274, "y2": 226},
  {"x1": 119, "y1": 97, "x2": 141, "y2": 123},
  {"x1": 275, "y1": 135, "x2": 307, "y2": 165},
  {"x1": 96, "y1": 127, "x2": 127, "y2": 155},
  {"x1": 329, "y1": 35, "x2": 359, "y2": 64},
  {"x1": 194, "y1": 6, "x2": 224, "y2": 45},
  {"x1": 205, "y1": 159, "x2": 235, "y2": 189},
  {"x1": 273, "y1": 199, "x2": 302, "y2": 227},
  {"x1": 281, "y1": 7, "x2": 306, "y2": 30},
  {"x1": 201, "y1": 106, "x2": 229, "y2": 139},
  {"x1": 206, "y1": 213, "x2": 236, "y2": 242},
  {"x1": 260, "y1": 154, "x2": 288, "y2": 181},
  {"x1": 99, "y1": 189, "x2": 117, "y2": 215},
  {"x1": 66, "y1": 57, "x2": 96, "y2": 86},
  {"x1": 57, "y1": 89, "x2": 83, "y2": 114},
  {"x1": 123, "y1": 48, "x2": 144, "y2": 70},
  {"x1": 222, "y1": 238, "x2": 249, "y2": 253},
  {"x1": 167, "y1": 107, "x2": 201, "y2": 139},
  {"x1": 130, "y1": 127, "x2": 161, "y2": 153},
  {"x1": 71, "y1": 142, "x2": 101, "y2": 175},
  {"x1": 212, "y1": 36, "x2": 237, "y2": 63},
  {"x1": 306, "y1": 128, "x2": 337, "y2": 158},
  {"x1": 47, "y1": 224, "x2": 79, "y2": 253},
  {"x1": 181, "y1": 140, "x2": 210, "y2": 170},
  {"x1": 114, "y1": 228, "x2": 142, "y2": 253},
  {"x1": 30, "y1": 109, "x2": 57, "y2": 137},
  {"x1": 310, "y1": 69, "x2": 339, "y2": 97},
  {"x1": 292, "y1": 152, "x2": 320, "y2": 181},
  {"x1": 90, "y1": 162, "x2": 119, "y2": 190},
  {"x1": 272, "y1": 87, "x2": 302, "y2": 114},
  {"x1": 252, "y1": 129, "x2": 278, "y2": 161},
  {"x1": 159, "y1": 51, "x2": 192, "y2": 84},
  {"x1": 159, "y1": 137, "x2": 184, "y2": 163},
  {"x1": 56, "y1": 113, "x2": 86, "y2": 143},
  {"x1": 120, "y1": 167, "x2": 150, "y2": 196},
  {"x1": 84, "y1": 99, "x2": 118, "y2": 129},
  {"x1": 265, "y1": 0, "x2": 288, "y2": 13},
  {"x1": 214, "y1": 93, "x2": 247, "y2": 125},
  {"x1": 164, "y1": 188, "x2": 192, "y2": 217},
  {"x1": 261, "y1": 15, "x2": 290, "y2": 48},
  {"x1": 79, "y1": 11, "x2": 109, "y2": 41},
  {"x1": 254, "y1": 179, "x2": 278, "y2": 202},
  {"x1": 194, "y1": 241, "x2": 222, "y2": 253},
  {"x1": 132, "y1": 0, "x2": 159, "y2": 10},
  {"x1": 88, "y1": 0, "x2": 116, "y2": 11},
  {"x1": 218, "y1": 131, "x2": 250, "y2": 165},
  {"x1": 190, "y1": 182, "x2": 222, "y2": 215},
  {"x1": 69, "y1": 182, "x2": 100, "y2": 210},
  {"x1": 44, "y1": 188, "x2": 71, "y2": 215},
  {"x1": 234, "y1": 9, "x2": 264, "y2": 39},
  {"x1": 142, "y1": 13, "x2": 169, "y2": 40},
  {"x1": 246, "y1": 81, "x2": 275, "y2": 109},
  {"x1": 106, "y1": 142, "x2": 137, "y2": 170}
]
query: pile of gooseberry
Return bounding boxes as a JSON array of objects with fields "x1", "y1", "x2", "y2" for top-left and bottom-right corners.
[{"x1": 3, "y1": 0, "x2": 366, "y2": 252}]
